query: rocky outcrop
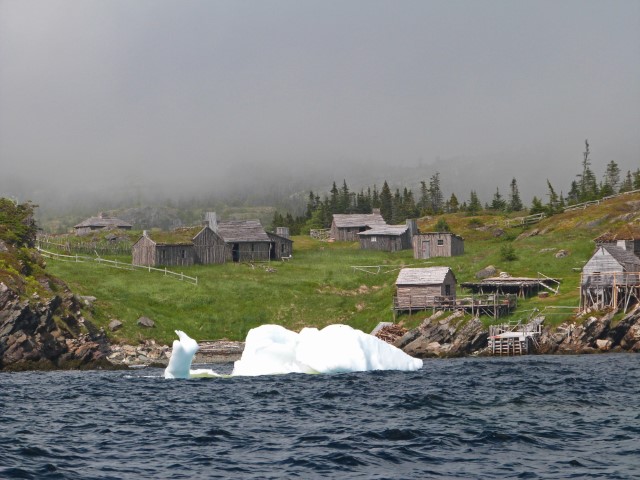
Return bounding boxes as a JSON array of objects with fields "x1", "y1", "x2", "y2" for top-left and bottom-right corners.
[
  {"x1": 396, "y1": 311, "x2": 488, "y2": 358},
  {"x1": 0, "y1": 280, "x2": 112, "y2": 371}
]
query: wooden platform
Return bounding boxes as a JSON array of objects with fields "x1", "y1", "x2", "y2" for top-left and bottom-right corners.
[{"x1": 393, "y1": 293, "x2": 516, "y2": 319}]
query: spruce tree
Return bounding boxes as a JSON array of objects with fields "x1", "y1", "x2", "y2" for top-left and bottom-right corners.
[
  {"x1": 467, "y1": 190, "x2": 482, "y2": 215},
  {"x1": 429, "y1": 172, "x2": 443, "y2": 214},
  {"x1": 491, "y1": 187, "x2": 507, "y2": 211},
  {"x1": 379, "y1": 181, "x2": 393, "y2": 222},
  {"x1": 508, "y1": 178, "x2": 523, "y2": 212},
  {"x1": 448, "y1": 193, "x2": 459, "y2": 213}
]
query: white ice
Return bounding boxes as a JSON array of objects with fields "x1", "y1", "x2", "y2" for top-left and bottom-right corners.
[{"x1": 164, "y1": 325, "x2": 422, "y2": 379}]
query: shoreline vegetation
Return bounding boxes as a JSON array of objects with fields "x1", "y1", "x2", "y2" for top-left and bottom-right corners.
[{"x1": 1, "y1": 191, "x2": 640, "y2": 371}]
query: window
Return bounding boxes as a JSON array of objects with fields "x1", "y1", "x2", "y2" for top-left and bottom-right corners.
[
  {"x1": 180, "y1": 249, "x2": 186, "y2": 259},
  {"x1": 371, "y1": 237, "x2": 377, "y2": 242},
  {"x1": 437, "y1": 239, "x2": 444, "y2": 246}
]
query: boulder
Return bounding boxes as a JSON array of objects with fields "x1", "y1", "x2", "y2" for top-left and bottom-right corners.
[
  {"x1": 476, "y1": 265, "x2": 497, "y2": 280},
  {"x1": 108, "y1": 319, "x2": 123, "y2": 332},
  {"x1": 137, "y1": 316, "x2": 155, "y2": 328},
  {"x1": 555, "y1": 250, "x2": 569, "y2": 258}
]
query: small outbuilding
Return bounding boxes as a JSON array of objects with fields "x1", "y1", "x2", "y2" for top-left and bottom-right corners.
[
  {"x1": 216, "y1": 220, "x2": 273, "y2": 262},
  {"x1": 412, "y1": 232, "x2": 464, "y2": 259},
  {"x1": 132, "y1": 226, "x2": 227, "y2": 267},
  {"x1": 581, "y1": 242, "x2": 640, "y2": 312},
  {"x1": 330, "y1": 211, "x2": 387, "y2": 241},
  {"x1": 74, "y1": 214, "x2": 132, "y2": 236},
  {"x1": 357, "y1": 224, "x2": 412, "y2": 252},
  {"x1": 394, "y1": 267, "x2": 457, "y2": 311}
]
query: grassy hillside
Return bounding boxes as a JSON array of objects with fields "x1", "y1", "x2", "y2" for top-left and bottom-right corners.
[{"x1": 44, "y1": 192, "x2": 640, "y2": 345}]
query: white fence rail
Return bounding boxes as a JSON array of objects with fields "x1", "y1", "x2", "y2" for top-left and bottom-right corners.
[{"x1": 37, "y1": 247, "x2": 198, "y2": 285}]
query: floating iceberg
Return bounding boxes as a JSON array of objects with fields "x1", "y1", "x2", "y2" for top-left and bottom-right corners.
[{"x1": 164, "y1": 325, "x2": 422, "y2": 379}]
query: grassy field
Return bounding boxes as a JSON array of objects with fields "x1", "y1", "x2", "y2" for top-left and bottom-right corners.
[{"x1": 44, "y1": 192, "x2": 640, "y2": 345}]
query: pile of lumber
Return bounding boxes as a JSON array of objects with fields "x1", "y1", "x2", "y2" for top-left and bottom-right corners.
[{"x1": 375, "y1": 324, "x2": 408, "y2": 344}]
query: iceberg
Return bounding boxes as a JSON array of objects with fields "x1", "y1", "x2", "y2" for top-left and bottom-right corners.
[{"x1": 164, "y1": 325, "x2": 422, "y2": 379}]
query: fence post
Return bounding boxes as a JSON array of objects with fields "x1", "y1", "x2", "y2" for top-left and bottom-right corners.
[{"x1": 165, "y1": 267, "x2": 167, "y2": 276}]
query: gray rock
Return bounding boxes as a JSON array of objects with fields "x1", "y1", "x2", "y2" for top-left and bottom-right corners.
[
  {"x1": 555, "y1": 249, "x2": 569, "y2": 258},
  {"x1": 476, "y1": 265, "x2": 497, "y2": 279},
  {"x1": 137, "y1": 316, "x2": 155, "y2": 328},
  {"x1": 108, "y1": 319, "x2": 123, "y2": 332}
]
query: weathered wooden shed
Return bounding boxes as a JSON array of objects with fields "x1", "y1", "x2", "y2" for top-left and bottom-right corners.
[
  {"x1": 74, "y1": 215, "x2": 132, "y2": 236},
  {"x1": 357, "y1": 225, "x2": 412, "y2": 252},
  {"x1": 412, "y1": 232, "x2": 464, "y2": 259},
  {"x1": 267, "y1": 232, "x2": 293, "y2": 260},
  {"x1": 394, "y1": 267, "x2": 457, "y2": 311},
  {"x1": 581, "y1": 244, "x2": 640, "y2": 312},
  {"x1": 132, "y1": 226, "x2": 227, "y2": 267},
  {"x1": 330, "y1": 212, "x2": 387, "y2": 241},
  {"x1": 216, "y1": 220, "x2": 272, "y2": 262}
]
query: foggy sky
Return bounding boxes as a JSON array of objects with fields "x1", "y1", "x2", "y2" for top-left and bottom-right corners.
[{"x1": 1, "y1": 0, "x2": 638, "y2": 208}]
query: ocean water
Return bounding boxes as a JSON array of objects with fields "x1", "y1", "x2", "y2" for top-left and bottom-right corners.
[{"x1": 1, "y1": 354, "x2": 638, "y2": 479}]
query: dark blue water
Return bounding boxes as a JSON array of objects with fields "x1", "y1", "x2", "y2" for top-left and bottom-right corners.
[{"x1": 1, "y1": 354, "x2": 639, "y2": 479}]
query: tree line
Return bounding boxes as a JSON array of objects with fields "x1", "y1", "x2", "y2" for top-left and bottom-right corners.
[{"x1": 272, "y1": 141, "x2": 640, "y2": 234}]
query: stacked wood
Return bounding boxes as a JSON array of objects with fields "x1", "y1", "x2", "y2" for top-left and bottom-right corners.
[{"x1": 375, "y1": 324, "x2": 408, "y2": 344}]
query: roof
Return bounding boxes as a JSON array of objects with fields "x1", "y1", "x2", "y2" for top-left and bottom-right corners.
[
  {"x1": 594, "y1": 225, "x2": 640, "y2": 243},
  {"x1": 601, "y1": 245, "x2": 640, "y2": 270},
  {"x1": 332, "y1": 213, "x2": 387, "y2": 229},
  {"x1": 74, "y1": 216, "x2": 132, "y2": 229},
  {"x1": 267, "y1": 231, "x2": 294, "y2": 243},
  {"x1": 147, "y1": 226, "x2": 204, "y2": 245},
  {"x1": 358, "y1": 225, "x2": 408, "y2": 236},
  {"x1": 415, "y1": 232, "x2": 464, "y2": 240},
  {"x1": 216, "y1": 220, "x2": 270, "y2": 243},
  {"x1": 396, "y1": 267, "x2": 454, "y2": 285}
]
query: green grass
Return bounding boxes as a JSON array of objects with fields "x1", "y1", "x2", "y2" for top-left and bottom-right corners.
[{"x1": 45, "y1": 192, "x2": 640, "y2": 345}]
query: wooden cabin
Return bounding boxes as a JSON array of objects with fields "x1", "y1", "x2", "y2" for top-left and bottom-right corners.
[
  {"x1": 412, "y1": 232, "x2": 464, "y2": 259},
  {"x1": 74, "y1": 215, "x2": 132, "y2": 236},
  {"x1": 330, "y1": 212, "x2": 387, "y2": 241},
  {"x1": 394, "y1": 267, "x2": 457, "y2": 311},
  {"x1": 358, "y1": 225, "x2": 412, "y2": 252},
  {"x1": 267, "y1": 232, "x2": 293, "y2": 260},
  {"x1": 132, "y1": 226, "x2": 227, "y2": 267},
  {"x1": 581, "y1": 244, "x2": 640, "y2": 311},
  {"x1": 216, "y1": 220, "x2": 272, "y2": 262}
]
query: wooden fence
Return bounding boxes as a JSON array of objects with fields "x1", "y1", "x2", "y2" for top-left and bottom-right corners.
[
  {"x1": 37, "y1": 247, "x2": 198, "y2": 285},
  {"x1": 37, "y1": 237, "x2": 133, "y2": 256}
]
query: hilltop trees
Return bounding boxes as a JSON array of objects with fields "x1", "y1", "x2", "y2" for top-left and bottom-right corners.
[{"x1": 508, "y1": 178, "x2": 523, "y2": 212}]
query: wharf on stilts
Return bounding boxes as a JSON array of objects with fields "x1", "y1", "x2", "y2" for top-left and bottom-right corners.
[{"x1": 488, "y1": 316, "x2": 543, "y2": 356}]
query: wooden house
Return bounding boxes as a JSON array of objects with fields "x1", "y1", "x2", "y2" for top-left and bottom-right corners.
[
  {"x1": 132, "y1": 226, "x2": 227, "y2": 267},
  {"x1": 216, "y1": 220, "x2": 272, "y2": 262},
  {"x1": 581, "y1": 243, "x2": 640, "y2": 311},
  {"x1": 267, "y1": 231, "x2": 293, "y2": 260},
  {"x1": 330, "y1": 212, "x2": 387, "y2": 241},
  {"x1": 412, "y1": 232, "x2": 464, "y2": 259},
  {"x1": 358, "y1": 224, "x2": 412, "y2": 252},
  {"x1": 74, "y1": 215, "x2": 132, "y2": 236},
  {"x1": 394, "y1": 267, "x2": 457, "y2": 311}
]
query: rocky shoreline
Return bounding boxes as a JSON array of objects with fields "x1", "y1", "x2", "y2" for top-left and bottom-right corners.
[{"x1": 2, "y1": 272, "x2": 640, "y2": 371}]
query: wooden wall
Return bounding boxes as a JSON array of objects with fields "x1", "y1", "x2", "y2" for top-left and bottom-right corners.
[
  {"x1": 193, "y1": 227, "x2": 228, "y2": 264},
  {"x1": 359, "y1": 233, "x2": 410, "y2": 252},
  {"x1": 268, "y1": 233, "x2": 293, "y2": 259},
  {"x1": 395, "y1": 271, "x2": 457, "y2": 309},
  {"x1": 132, "y1": 236, "x2": 156, "y2": 266},
  {"x1": 228, "y1": 242, "x2": 271, "y2": 262},
  {"x1": 156, "y1": 245, "x2": 195, "y2": 267},
  {"x1": 331, "y1": 223, "x2": 366, "y2": 242},
  {"x1": 413, "y1": 233, "x2": 464, "y2": 259}
]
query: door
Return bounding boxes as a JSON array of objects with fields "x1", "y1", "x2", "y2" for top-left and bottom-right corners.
[
  {"x1": 232, "y1": 243, "x2": 240, "y2": 262},
  {"x1": 422, "y1": 240, "x2": 430, "y2": 259}
]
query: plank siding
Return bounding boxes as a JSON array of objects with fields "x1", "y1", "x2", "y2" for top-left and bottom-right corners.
[
  {"x1": 413, "y1": 233, "x2": 464, "y2": 259},
  {"x1": 395, "y1": 268, "x2": 457, "y2": 309},
  {"x1": 193, "y1": 227, "x2": 227, "y2": 264},
  {"x1": 132, "y1": 236, "x2": 156, "y2": 266},
  {"x1": 267, "y1": 233, "x2": 293, "y2": 260}
]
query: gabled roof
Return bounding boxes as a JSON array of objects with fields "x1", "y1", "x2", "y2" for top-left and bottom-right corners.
[
  {"x1": 216, "y1": 220, "x2": 270, "y2": 243},
  {"x1": 594, "y1": 225, "x2": 640, "y2": 243},
  {"x1": 415, "y1": 231, "x2": 464, "y2": 241},
  {"x1": 358, "y1": 225, "x2": 408, "y2": 236},
  {"x1": 332, "y1": 213, "x2": 387, "y2": 229},
  {"x1": 600, "y1": 245, "x2": 640, "y2": 270},
  {"x1": 74, "y1": 216, "x2": 132, "y2": 229},
  {"x1": 396, "y1": 267, "x2": 455, "y2": 285}
]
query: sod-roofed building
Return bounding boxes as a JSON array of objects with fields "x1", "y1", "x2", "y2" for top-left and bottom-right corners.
[
  {"x1": 132, "y1": 226, "x2": 227, "y2": 267},
  {"x1": 74, "y1": 215, "x2": 132, "y2": 236}
]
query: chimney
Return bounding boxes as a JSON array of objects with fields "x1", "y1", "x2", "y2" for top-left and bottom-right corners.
[
  {"x1": 372, "y1": 208, "x2": 381, "y2": 215},
  {"x1": 276, "y1": 227, "x2": 290, "y2": 239},
  {"x1": 205, "y1": 212, "x2": 218, "y2": 233},
  {"x1": 143, "y1": 230, "x2": 148, "y2": 237},
  {"x1": 406, "y1": 219, "x2": 418, "y2": 236}
]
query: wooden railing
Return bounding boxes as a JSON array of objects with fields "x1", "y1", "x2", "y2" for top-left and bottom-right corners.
[{"x1": 37, "y1": 247, "x2": 198, "y2": 285}]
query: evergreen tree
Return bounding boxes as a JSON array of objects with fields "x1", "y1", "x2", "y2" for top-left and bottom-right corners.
[
  {"x1": 371, "y1": 184, "x2": 380, "y2": 209},
  {"x1": 603, "y1": 160, "x2": 621, "y2": 193},
  {"x1": 507, "y1": 178, "x2": 523, "y2": 212},
  {"x1": 419, "y1": 181, "x2": 430, "y2": 214},
  {"x1": 467, "y1": 190, "x2": 482, "y2": 216},
  {"x1": 566, "y1": 180, "x2": 580, "y2": 204},
  {"x1": 491, "y1": 187, "x2": 507, "y2": 211},
  {"x1": 391, "y1": 189, "x2": 403, "y2": 224},
  {"x1": 633, "y1": 169, "x2": 640, "y2": 190},
  {"x1": 546, "y1": 180, "x2": 560, "y2": 215},
  {"x1": 339, "y1": 180, "x2": 350, "y2": 213},
  {"x1": 529, "y1": 196, "x2": 545, "y2": 215},
  {"x1": 379, "y1": 181, "x2": 393, "y2": 222},
  {"x1": 329, "y1": 182, "x2": 339, "y2": 213},
  {"x1": 447, "y1": 193, "x2": 460, "y2": 213},
  {"x1": 434, "y1": 217, "x2": 450, "y2": 232},
  {"x1": 429, "y1": 172, "x2": 443, "y2": 214},
  {"x1": 619, "y1": 171, "x2": 633, "y2": 193}
]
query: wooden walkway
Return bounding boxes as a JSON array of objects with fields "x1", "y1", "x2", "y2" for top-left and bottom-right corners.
[{"x1": 393, "y1": 293, "x2": 516, "y2": 319}]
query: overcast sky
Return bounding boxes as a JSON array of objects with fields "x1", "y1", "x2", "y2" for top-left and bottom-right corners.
[{"x1": 1, "y1": 0, "x2": 638, "y2": 207}]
